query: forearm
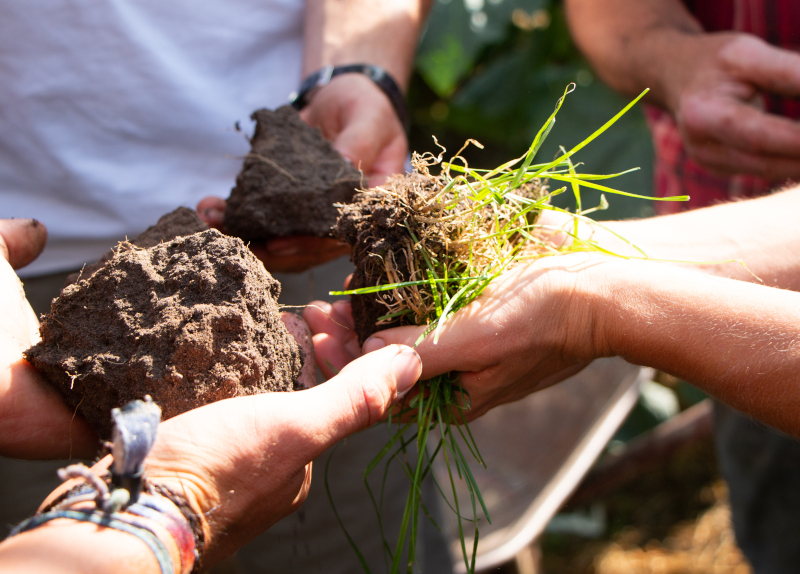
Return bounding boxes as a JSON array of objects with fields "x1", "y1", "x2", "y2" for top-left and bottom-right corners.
[
  {"x1": 0, "y1": 521, "x2": 158, "y2": 574},
  {"x1": 302, "y1": 0, "x2": 433, "y2": 90},
  {"x1": 603, "y1": 186, "x2": 800, "y2": 290},
  {"x1": 564, "y1": 0, "x2": 703, "y2": 109},
  {"x1": 597, "y1": 261, "x2": 800, "y2": 435}
]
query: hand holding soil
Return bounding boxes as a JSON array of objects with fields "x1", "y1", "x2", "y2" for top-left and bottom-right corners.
[
  {"x1": 197, "y1": 196, "x2": 349, "y2": 273},
  {"x1": 0, "y1": 219, "x2": 97, "y2": 460},
  {"x1": 298, "y1": 73, "x2": 408, "y2": 187},
  {"x1": 306, "y1": 254, "x2": 609, "y2": 421},
  {"x1": 144, "y1": 343, "x2": 421, "y2": 567}
]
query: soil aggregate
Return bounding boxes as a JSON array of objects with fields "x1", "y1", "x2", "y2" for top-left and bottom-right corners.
[
  {"x1": 65, "y1": 207, "x2": 209, "y2": 286},
  {"x1": 334, "y1": 174, "x2": 442, "y2": 344},
  {"x1": 224, "y1": 106, "x2": 363, "y2": 240},
  {"x1": 26, "y1": 225, "x2": 303, "y2": 438}
]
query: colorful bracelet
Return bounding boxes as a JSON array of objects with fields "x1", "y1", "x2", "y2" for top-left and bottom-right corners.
[{"x1": 7, "y1": 397, "x2": 203, "y2": 574}]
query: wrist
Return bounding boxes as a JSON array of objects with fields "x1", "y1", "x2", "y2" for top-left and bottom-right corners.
[{"x1": 291, "y1": 64, "x2": 409, "y2": 131}]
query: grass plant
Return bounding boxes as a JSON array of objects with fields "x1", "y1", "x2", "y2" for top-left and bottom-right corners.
[{"x1": 328, "y1": 85, "x2": 688, "y2": 574}]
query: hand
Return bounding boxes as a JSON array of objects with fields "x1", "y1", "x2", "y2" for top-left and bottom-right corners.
[
  {"x1": 305, "y1": 254, "x2": 611, "y2": 421},
  {"x1": 666, "y1": 33, "x2": 800, "y2": 181},
  {"x1": 145, "y1": 343, "x2": 421, "y2": 566},
  {"x1": 300, "y1": 73, "x2": 408, "y2": 188},
  {"x1": 196, "y1": 196, "x2": 349, "y2": 273},
  {"x1": 0, "y1": 219, "x2": 98, "y2": 459}
]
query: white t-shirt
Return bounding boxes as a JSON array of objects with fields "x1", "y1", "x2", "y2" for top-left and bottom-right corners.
[{"x1": 0, "y1": 0, "x2": 304, "y2": 276}]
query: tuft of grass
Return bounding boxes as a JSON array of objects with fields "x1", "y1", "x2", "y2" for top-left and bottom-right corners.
[{"x1": 329, "y1": 84, "x2": 689, "y2": 574}]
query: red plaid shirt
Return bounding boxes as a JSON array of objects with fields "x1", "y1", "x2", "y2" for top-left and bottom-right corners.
[{"x1": 647, "y1": 0, "x2": 800, "y2": 215}]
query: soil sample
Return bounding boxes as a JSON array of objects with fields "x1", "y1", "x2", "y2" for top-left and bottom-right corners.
[
  {"x1": 334, "y1": 172, "x2": 545, "y2": 345},
  {"x1": 334, "y1": 174, "x2": 443, "y2": 345},
  {"x1": 65, "y1": 207, "x2": 209, "y2": 285},
  {"x1": 224, "y1": 106, "x2": 362, "y2": 240},
  {"x1": 26, "y1": 227, "x2": 303, "y2": 439}
]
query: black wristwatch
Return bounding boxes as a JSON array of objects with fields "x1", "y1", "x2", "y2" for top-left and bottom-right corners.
[{"x1": 289, "y1": 64, "x2": 410, "y2": 132}]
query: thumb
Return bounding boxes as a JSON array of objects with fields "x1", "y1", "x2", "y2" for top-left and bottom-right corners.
[
  {"x1": 362, "y1": 325, "x2": 463, "y2": 381},
  {"x1": 296, "y1": 344, "x2": 421, "y2": 449},
  {"x1": 0, "y1": 218, "x2": 47, "y2": 270}
]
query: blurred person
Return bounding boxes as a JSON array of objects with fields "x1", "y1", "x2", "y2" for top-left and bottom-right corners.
[{"x1": 563, "y1": 2, "x2": 800, "y2": 570}]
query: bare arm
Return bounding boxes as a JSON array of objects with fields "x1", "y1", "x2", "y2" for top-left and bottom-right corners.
[
  {"x1": 565, "y1": 0, "x2": 702, "y2": 108},
  {"x1": 298, "y1": 0, "x2": 433, "y2": 186},
  {"x1": 597, "y1": 259, "x2": 800, "y2": 435},
  {"x1": 583, "y1": 186, "x2": 800, "y2": 290},
  {"x1": 302, "y1": 0, "x2": 432, "y2": 90}
]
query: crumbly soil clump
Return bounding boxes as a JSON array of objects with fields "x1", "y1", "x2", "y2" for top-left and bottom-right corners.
[
  {"x1": 334, "y1": 172, "x2": 545, "y2": 345},
  {"x1": 26, "y1": 228, "x2": 303, "y2": 438},
  {"x1": 66, "y1": 207, "x2": 209, "y2": 285},
  {"x1": 224, "y1": 106, "x2": 362, "y2": 240},
  {"x1": 334, "y1": 174, "x2": 438, "y2": 344}
]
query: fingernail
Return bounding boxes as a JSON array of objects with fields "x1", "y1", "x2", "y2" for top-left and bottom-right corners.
[
  {"x1": 391, "y1": 348, "x2": 421, "y2": 398},
  {"x1": 202, "y1": 207, "x2": 224, "y2": 223},
  {"x1": 363, "y1": 337, "x2": 385, "y2": 354}
]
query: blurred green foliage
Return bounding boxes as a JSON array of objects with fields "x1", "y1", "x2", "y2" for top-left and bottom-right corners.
[{"x1": 408, "y1": 0, "x2": 656, "y2": 220}]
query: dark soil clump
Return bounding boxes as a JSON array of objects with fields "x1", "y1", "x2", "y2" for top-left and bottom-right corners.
[
  {"x1": 224, "y1": 106, "x2": 362, "y2": 240},
  {"x1": 334, "y1": 171, "x2": 545, "y2": 345},
  {"x1": 333, "y1": 174, "x2": 444, "y2": 345},
  {"x1": 26, "y1": 228, "x2": 302, "y2": 438},
  {"x1": 65, "y1": 207, "x2": 209, "y2": 285}
]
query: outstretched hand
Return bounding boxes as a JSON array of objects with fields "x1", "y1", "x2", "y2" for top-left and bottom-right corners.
[
  {"x1": 196, "y1": 196, "x2": 349, "y2": 273},
  {"x1": 667, "y1": 33, "x2": 800, "y2": 181},
  {"x1": 305, "y1": 254, "x2": 611, "y2": 421},
  {"x1": 0, "y1": 219, "x2": 98, "y2": 459},
  {"x1": 299, "y1": 73, "x2": 407, "y2": 188},
  {"x1": 145, "y1": 343, "x2": 421, "y2": 566}
]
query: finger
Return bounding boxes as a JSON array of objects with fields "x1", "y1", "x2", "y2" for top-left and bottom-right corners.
[
  {"x1": 249, "y1": 238, "x2": 349, "y2": 273},
  {"x1": 303, "y1": 300, "x2": 355, "y2": 342},
  {"x1": 294, "y1": 344, "x2": 421, "y2": 447},
  {"x1": 721, "y1": 35, "x2": 800, "y2": 97},
  {"x1": 0, "y1": 219, "x2": 47, "y2": 270},
  {"x1": 361, "y1": 322, "x2": 476, "y2": 380},
  {"x1": 280, "y1": 312, "x2": 317, "y2": 389},
  {"x1": 196, "y1": 197, "x2": 226, "y2": 229},
  {"x1": 686, "y1": 137, "x2": 800, "y2": 181},
  {"x1": 304, "y1": 301, "x2": 360, "y2": 373},
  {"x1": 311, "y1": 332, "x2": 355, "y2": 377},
  {"x1": 681, "y1": 93, "x2": 800, "y2": 159}
]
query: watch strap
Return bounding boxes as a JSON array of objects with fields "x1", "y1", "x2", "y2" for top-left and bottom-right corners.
[{"x1": 289, "y1": 64, "x2": 409, "y2": 132}]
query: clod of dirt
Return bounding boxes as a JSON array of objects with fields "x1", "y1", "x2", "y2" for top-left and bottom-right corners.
[
  {"x1": 334, "y1": 171, "x2": 545, "y2": 345},
  {"x1": 224, "y1": 106, "x2": 362, "y2": 240},
  {"x1": 65, "y1": 207, "x2": 209, "y2": 286},
  {"x1": 334, "y1": 175, "x2": 435, "y2": 345},
  {"x1": 26, "y1": 228, "x2": 303, "y2": 439}
]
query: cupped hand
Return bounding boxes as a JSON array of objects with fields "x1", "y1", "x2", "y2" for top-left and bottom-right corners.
[
  {"x1": 300, "y1": 73, "x2": 408, "y2": 188},
  {"x1": 144, "y1": 343, "x2": 421, "y2": 567},
  {"x1": 669, "y1": 33, "x2": 800, "y2": 181},
  {"x1": 306, "y1": 254, "x2": 615, "y2": 421},
  {"x1": 0, "y1": 219, "x2": 99, "y2": 459},
  {"x1": 196, "y1": 196, "x2": 349, "y2": 273}
]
